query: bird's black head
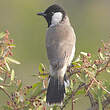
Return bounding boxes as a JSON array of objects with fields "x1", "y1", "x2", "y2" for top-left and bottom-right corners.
[{"x1": 37, "y1": 4, "x2": 66, "y2": 27}]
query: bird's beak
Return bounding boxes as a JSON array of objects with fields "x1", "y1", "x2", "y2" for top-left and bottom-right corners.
[{"x1": 37, "y1": 12, "x2": 46, "y2": 16}]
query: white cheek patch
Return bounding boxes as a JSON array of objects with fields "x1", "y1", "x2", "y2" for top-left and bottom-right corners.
[{"x1": 51, "y1": 12, "x2": 63, "y2": 26}]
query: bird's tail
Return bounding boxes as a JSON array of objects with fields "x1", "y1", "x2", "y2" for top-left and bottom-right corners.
[{"x1": 46, "y1": 76, "x2": 65, "y2": 105}]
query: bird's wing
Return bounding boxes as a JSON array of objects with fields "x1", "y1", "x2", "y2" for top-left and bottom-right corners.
[{"x1": 46, "y1": 24, "x2": 76, "y2": 70}]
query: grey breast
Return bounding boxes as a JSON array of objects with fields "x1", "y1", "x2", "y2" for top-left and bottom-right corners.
[{"x1": 46, "y1": 21, "x2": 76, "y2": 70}]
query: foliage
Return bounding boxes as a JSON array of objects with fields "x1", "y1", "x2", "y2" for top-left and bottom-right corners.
[{"x1": 0, "y1": 31, "x2": 110, "y2": 110}]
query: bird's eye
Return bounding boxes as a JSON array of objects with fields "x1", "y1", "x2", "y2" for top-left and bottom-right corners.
[
  {"x1": 47, "y1": 12, "x2": 54, "y2": 15},
  {"x1": 51, "y1": 12, "x2": 54, "y2": 14}
]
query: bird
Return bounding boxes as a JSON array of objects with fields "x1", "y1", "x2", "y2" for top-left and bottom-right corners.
[{"x1": 37, "y1": 4, "x2": 76, "y2": 105}]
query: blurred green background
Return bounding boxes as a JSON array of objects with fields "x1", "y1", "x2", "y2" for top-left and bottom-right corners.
[{"x1": 0, "y1": 0, "x2": 110, "y2": 110}]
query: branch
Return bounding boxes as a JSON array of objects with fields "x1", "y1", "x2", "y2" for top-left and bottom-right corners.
[
  {"x1": 0, "y1": 86, "x2": 17, "y2": 109},
  {"x1": 86, "y1": 90, "x2": 95, "y2": 107},
  {"x1": 96, "y1": 58, "x2": 110, "y2": 76},
  {"x1": 0, "y1": 86, "x2": 12, "y2": 100},
  {"x1": 87, "y1": 96, "x2": 110, "y2": 110},
  {"x1": 72, "y1": 91, "x2": 74, "y2": 110},
  {"x1": 60, "y1": 83, "x2": 86, "y2": 110},
  {"x1": 84, "y1": 68, "x2": 110, "y2": 94},
  {"x1": 102, "y1": 96, "x2": 110, "y2": 109}
]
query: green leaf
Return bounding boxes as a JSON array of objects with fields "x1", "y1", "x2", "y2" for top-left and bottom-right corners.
[
  {"x1": 8, "y1": 44, "x2": 16, "y2": 48},
  {"x1": 5, "y1": 61, "x2": 10, "y2": 71},
  {"x1": 17, "y1": 81, "x2": 22, "y2": 91},
  {"x1": 0, "y1": 32, "x2": 6, "y2": 39},
  {"x1": 32, "y1": 82, "x2": 43, "y2": 97},
  {"x1": 72, "y1": 62, "x2": 81, "y2": 68},
  {"x1": 106, "y1": 67, "x2": 110, "y2": 73},
  {"x1": 92, "y1": 64, "x2": 97, "y2": 70},
  {"x1": 98, "y1": 96, "x2": 102, "y2": 110},
  {"x1": 97, "y1": 85, "x2": 102, "y2": 97},
  {"x1": 0, "y1": 77, "x2": 4, "y2": 81},
  {"x1": 6, "y1": 57, "x2": 21, "y2": 64},
  {"x1": 76, "y1": 88, "x2": 86, "y2": 95},
  {"x1": 43, "y1": 96, "x2": 46, "y2": 102},
  {"x1": 0, "y1": 67, "x2": 6, "y2": 71},
  {"x1": 26, "y1": 82, "x2": 43, "y2": 98},
  {"x1": 76, "y1": 74, "x2": 84, "y2": 82},
  {"x1": 80, "y1": 52, "x2": 88, "y2": 56},
  {"x1": 0, "y1": 85, "x2": 4, "y2": 88},
  {"x1": 97, "y1": 85, "x2": 102, "y2": 110},
  {"x1": 39, "y1": 73, "x2": 49, "y2": 79},
  {"x1": 39, "y1": 63, "x2": 45, "y2": 73},
  {"x1": 99, "y1": 52, "x2": 105, "y2": 60},
  {"x1": 32, "y1": 82, "x2": 42, "y2": 89},
  {"x1": 11, "y1": 69, "x2": 15, "y2": 81},
  {"x1": 74, "y1": 55, "x2": 81, "y2": 62},
  {"x1": 24, "y1": 101, "x2": 30, "y2": 107}
]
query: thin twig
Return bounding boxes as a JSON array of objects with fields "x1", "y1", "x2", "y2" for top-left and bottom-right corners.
[
  {"x1": 0, "y1": 86, "x2": 17, "y2": 109},
  {"x1": 72, "y1": 91, "x2": 74, "y2": 110},
  {"x1": 96, "y1": 58, "x2": 110, "y2": 76},
  {"x1": 0, "y1": 86, "x2": 12, "y2": 100},
  {"x1": 102, "y1": 96, "x2": 110, "y2": 108},
  {"x1": 84, "y1": 68, "x2": 110, "y2": 94},
  {"x1": 3, "y1": 73, "x2": 7, "y2": 83},
  {"x1": 60, "y1": 83, "x2": 86, "y2": 110},
  {"x1": 0, "y1": 83, "x2": 11, "y2": 87},
  {"x1": 84, "y1": 58, "x2": 110, "y2": 94},
  {"x1": 86, "y1": 90, "x2": 95, "y2": 107}
]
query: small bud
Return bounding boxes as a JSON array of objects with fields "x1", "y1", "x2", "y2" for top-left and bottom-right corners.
[
  {"x1": 5, "y1": 30, "x2": 10, "y2": 35},
  {"x1": 39, "y1": 97, "x2": 41, "y2": 99},
  {"x1": 8, "y1": 74, "x2": 11, "y2": 77},
  {"x1": 7, "y1": 101, "x2": 10, "y2": 105},
  {"x1": 10, "y1": 39, "x2": 14, "y2": 43},
  {"x1": 26, "y1": 86, "x2": 30, "y2": 89},
  {"x1": 17, "y1": 80, "x2": 21, "y2": 86},
  {"x1": 98, "y1": 48, "x2": 102, "y2": 53},
  {"x1": 39, "y1": 103, "x2": 42, "y2": 106},
  {"x1": 4, "y1": 35, "x2": 8, "y2": 39},
  {"x1": 72, "y1": 79, "x2": 75, "y2": 83},
  {"x1": 26, "y1": 85, "x2": 32, "y2": 89},
  {"x1": 9, "y1": 51, "x2": 13, "y2": 56},
  {"x1": 30, "y1": 99, "x2": 34, "y2": 102},
  {"x1": 87, "y1": 53, "x2": 91, "y2": 57}
]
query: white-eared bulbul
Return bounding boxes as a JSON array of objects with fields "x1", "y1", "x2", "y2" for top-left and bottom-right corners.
[{"x1": 37, "y1": 4, "x2": 76, "y2": 105}]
